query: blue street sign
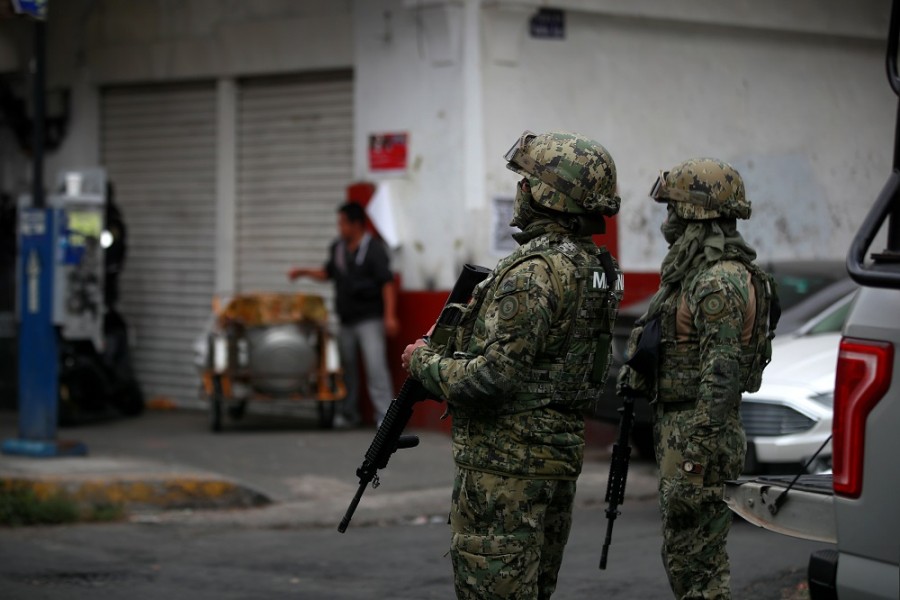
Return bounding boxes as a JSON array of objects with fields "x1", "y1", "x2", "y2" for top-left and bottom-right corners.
[
  {"x1": 530, "y1": 9, "x2": 565, "y2": 40},
  {"x1": 11, "y1": 0, "x2": 47, "y2": 20}
]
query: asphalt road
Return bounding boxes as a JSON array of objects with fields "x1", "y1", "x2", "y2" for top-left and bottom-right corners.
[
  {"x1": 0, "y1": 410, "x2": 829, "y2": 598},
  {"x1": 0, "y1": 498, "x2": 826, "y2": 599}
]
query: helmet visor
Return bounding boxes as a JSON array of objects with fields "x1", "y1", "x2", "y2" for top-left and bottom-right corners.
[
  {"x1": 648, "y1": 170, "x2": 715, "y2": 209},
  {"x1": 503, "y1": 130, "x2": 537, "y2": 166},
  {"x1": 649, "y1": 171, "x2": 669, "y2": 203}
]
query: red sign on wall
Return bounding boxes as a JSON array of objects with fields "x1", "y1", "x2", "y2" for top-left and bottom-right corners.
[{"x1": 368, "y1": 132, "x2": 408, "y2": 172}]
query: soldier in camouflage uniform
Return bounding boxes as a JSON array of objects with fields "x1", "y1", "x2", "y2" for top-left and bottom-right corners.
[
  {"x1": 617, "y1": 158, "x2": 778, "y2": 600},
  {"x1": 400, "y1": 131, "x2": 623, "y2": 599}
]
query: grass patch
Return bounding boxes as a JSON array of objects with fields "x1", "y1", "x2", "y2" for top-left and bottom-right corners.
[
  {"x1": 0, "y1": 487, "x2": 124, "y2": 526},
  {"x1": 86, "y1": 502, "x2": 126, "y2": 523}
]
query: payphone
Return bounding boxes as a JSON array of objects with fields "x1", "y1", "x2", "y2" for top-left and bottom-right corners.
[{"x1": 51, "y1": 169, "x2": 106, "y2": 351}]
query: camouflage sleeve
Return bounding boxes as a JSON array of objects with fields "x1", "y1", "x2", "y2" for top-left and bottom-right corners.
[
  {"x1": 409, "y1": 259, "x2": 558, "y2": 407},
  {"x1": 686, "y1": 270, "x2": 747, "y2": 457}
]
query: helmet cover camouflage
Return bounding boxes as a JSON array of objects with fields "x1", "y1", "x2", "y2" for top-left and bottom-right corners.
[
  {"x1": 504, "y1": 130, "x2": 620, "y2": 217},
  {"x1": 650, "y1": 158, "x2": 750, "y2": 220}
]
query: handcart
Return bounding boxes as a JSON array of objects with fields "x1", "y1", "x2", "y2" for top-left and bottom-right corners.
[{"x1": 199, "y1": 292, "x2": 345, "y2": 432}]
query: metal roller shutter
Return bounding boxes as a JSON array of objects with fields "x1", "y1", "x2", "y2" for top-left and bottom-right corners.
[
  {"x1": 101, "y1": 83, "x2": 216, "y2": 408},
  {"x1": 236, "y1": 72, "x2": 353, "y2": 302}
]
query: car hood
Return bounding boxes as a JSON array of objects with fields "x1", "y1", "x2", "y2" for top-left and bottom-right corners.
[{"x1": 761, "y1": 332, "x2": 842, "y2": 392}]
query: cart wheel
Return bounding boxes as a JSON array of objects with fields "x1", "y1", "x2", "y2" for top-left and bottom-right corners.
[
  {"x1": 210, "y1": 375, "x2": 224, "y2": 433},
  {"x1": 317, "y1": 400, "x2": 335, "y2": 429},
  {"x1": 228, "y1": 400, "x2": 247, "y2": 421}
]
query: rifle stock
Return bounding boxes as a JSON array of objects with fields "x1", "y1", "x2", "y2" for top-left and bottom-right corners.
[
  {"x1": 599, "y1": 394, "x2": 636, "y2": 569},
  {"x1": 337, "y1": 263, "x2": 491, "y2": 533}
]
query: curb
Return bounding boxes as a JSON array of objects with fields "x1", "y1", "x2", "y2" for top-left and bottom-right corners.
[
  {"x1": 1, "y1": 476, "x2": 271, "y2": 512},
  {"x1": 0, "y1": 457, "x2": 271, "y2": 515}
]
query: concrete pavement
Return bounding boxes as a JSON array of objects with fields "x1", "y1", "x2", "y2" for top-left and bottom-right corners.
[{"x1": 0, "y1": 408, "x2": 659, "y2": 527}]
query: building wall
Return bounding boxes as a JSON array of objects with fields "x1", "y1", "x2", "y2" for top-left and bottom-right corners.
[
  {"x1": 352, "y1": 0, "x2": 473, "y2": 289},
  {"x1": 480, "y1": 0, "x2": 893, "y2": 271},
  {"x1": 3, "y1": 0, "x2": 894, "y2": 283},
  {"x1": 350, "y1": 0, "x2": 894, "y2": 285},
  {"x1": 0, "y1": 1, "x2": 359, "y2": 408},
  {"x1": 1, "y1": 0, "x2": 355, "y2": 196}
]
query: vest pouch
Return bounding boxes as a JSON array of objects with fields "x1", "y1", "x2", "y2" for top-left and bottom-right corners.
[
  {"x1": 429, "y1": 322, "x2": 457, "y2": 356},
  {"x1": 742, "y1": 350, "x2": 765, "y2": 394},
  {"x1": 429, "y1": 302, "x2": 469, "y2": 356},
  {"x1": 625, "y1": 315, "x2": 661, "y2": 378},
  {"x1": 591, "y1": 331, "x2": 611, "y2": 384},
  {"x1": 742, "y1": 270, "x2": 779, "y2": 394},
  {"x1": 656, "y1": 347, "x2": 701, "y2": 403}
]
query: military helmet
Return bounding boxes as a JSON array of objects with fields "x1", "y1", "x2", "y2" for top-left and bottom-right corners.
[
  {"x1": 649, "y1": 157, "x2": 750, "y2": 220},
  {"x1": 504, "y1": 130, "x2": 620, "y2": 217}
]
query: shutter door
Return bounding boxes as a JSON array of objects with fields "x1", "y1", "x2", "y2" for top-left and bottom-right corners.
[
  {"x1": 236, "y1": 73, "x2": 353, "y2": 301},
  {"x1": 101, "y1": 83, "x2": 216, "y2": 408}
]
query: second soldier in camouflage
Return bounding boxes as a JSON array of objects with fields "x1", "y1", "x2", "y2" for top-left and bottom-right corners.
[{"x1": 618, "y1": 158, "x2": 779, "y2": 599}]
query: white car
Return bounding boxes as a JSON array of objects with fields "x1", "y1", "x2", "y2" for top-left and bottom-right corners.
[
  {"x1": 740, "y1": 291, "x2": 856, "y2": 473},
  {"x1": 742, "y1": 333, "x2": 839, "y2": 473}
]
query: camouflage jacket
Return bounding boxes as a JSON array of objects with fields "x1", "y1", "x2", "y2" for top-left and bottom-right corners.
[
  {"x1": 619, "y1": 260, "x2": 771, "y2": 456},
  {"x1": 409, "y1": 222, "x2": 621, "y2": 479}
]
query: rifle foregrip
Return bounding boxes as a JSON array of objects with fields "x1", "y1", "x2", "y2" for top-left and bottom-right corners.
[
  {"x1": 604, "y1": 445, "x2": 631, "y2": 504},
  {"x1": 363, "y1": 379, "x2": 416, "y2": 468}
]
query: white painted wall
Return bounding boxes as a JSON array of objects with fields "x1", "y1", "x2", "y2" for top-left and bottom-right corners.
[
  {"x1": 354, "y1": 0, "x2": 895, "y2": 287},
  {"x1": 480, "y1": 1, "x2": 895, "y2": 270},
  {"x1": 353, "y1": 0, "x2": 471, "y2": 289}
]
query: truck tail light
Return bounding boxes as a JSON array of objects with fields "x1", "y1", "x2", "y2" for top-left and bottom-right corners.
[{"x1": 832, "y1": 338, "x2": 894, "y2": 498}]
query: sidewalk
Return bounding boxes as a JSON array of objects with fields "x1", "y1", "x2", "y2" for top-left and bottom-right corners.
[{"x1": 0, "y1": 409, "x2": 659, "y2": 528}]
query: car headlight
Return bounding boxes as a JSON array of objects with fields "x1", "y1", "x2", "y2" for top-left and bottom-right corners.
[{"x1": 809, "y1": 391, "x2": 834, "y2": 407}]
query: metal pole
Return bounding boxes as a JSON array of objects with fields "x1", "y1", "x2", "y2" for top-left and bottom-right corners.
[
  {"x1": 2, "y1": 11, "x2": 86, "y2": 457},
  {"x1": 32, "y1": 19, "x2": 45, "y2": 209}
]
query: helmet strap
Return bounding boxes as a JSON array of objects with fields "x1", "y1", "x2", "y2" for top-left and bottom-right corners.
[{"x1": 569, "y1": 215, "x2": 606, "y2": 236}]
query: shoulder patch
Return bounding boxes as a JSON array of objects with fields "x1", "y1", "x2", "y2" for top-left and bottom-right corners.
[
  {"x1": 498, "y1": 295, "x2": 519, "y2": 320},
  {"x1": 700, "y1": 291, "x2": 727, "y2": 320}
]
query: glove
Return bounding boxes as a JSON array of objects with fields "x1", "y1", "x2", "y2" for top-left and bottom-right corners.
[{"x1": 616, "y1": 364, "x2": 648, "y2": 398}]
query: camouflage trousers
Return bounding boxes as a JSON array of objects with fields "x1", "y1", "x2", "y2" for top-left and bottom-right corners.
[
  {"x1": 449, "y1": 466, "x2": 576, "y2": 600},
  {"x1": 654, "y1": 403, "x2": 746, "y2": 600}
]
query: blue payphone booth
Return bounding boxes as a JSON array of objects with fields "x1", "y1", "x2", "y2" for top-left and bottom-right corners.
[{"x1": 2, "y1": 169, "x2": 108, "y2": 456}]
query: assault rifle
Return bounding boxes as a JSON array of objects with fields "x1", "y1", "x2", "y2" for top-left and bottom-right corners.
[
  {"x1": 599, "y1": 394, "x2": 636, "y2": 569},
  {"x1": 600, "y1": 315, "x2": 659, "y2": 569},
  {"x1": 338, "y1": 263, "x2": 491, "y2": 533}
]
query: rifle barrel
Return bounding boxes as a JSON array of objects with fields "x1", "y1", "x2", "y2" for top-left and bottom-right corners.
[
  {"x1": 338, "y1": 480, "x2": 368, "y2": 533},
  {"x1": 599, "y1": 395, "x2": 636, "y2": 570}
]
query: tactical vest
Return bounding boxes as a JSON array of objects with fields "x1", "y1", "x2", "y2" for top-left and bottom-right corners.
[
  {"x1": 656, "y1": 261, "x2": 778, "y2": 403},
  {"x1": 448, "y1": 233, "x2": 622, "y2": 414}
]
